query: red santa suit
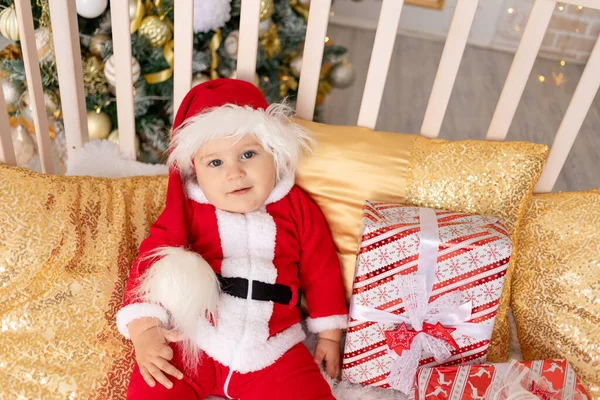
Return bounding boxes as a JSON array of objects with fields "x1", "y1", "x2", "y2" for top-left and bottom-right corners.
[{"x1": 115, "y1": 79, "x2": 348, "y2": 399}]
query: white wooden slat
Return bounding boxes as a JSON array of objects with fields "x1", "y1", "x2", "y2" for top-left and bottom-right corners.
[
  {"x1": 535, "y1": 36, "x2": 600, "y2": 192},
  {"x1": 237, "y1": 0, "x2": 261, "y2": 84},
  {"x1": 486, "y1": 0, "x2": 555, "y2": 141},
  {"x1": 421, "y1": 0, "x2": 479, "y2": 138},
  {"x1": 49, "y1": 0, "x2": 89, "y2": 161},
  {"x1": 560, "y1": 0, "x2": 600, "y2": 9},
  {"x1": 174, "y1": 0, "x2": 194, "y2": 115},
  {"x1": 357, "y1": 0, "x2": 404, "y2": 129},
  {"x1": 0, "y1": 88, "x2": 16, "y2": 166},
  {"x1": 14, "y1": 0, "x2": 54, "y2": 173},
  {"x1": 296, "y1": 0, "x2": 332, "y2": 121},
  {"x1": 110, "y1": 0, "x2": 136, "y2": 160}
]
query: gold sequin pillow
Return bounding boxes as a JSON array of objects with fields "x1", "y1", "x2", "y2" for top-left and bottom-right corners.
[
  {"x1": 294, "y1": 119, "x2": 548, "y2": 361},
  {"x1": 512, "y1": 188, "x2": 600, "y2": 398},
  {"x1": 0, "y1": 165, "x2": 168, "y2": 399}
]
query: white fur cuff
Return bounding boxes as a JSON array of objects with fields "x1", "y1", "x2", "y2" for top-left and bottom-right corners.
[
  {"x1": 306, "y1": 314, "x2": 348, "y2": 333},
  {"x1": 116, "y1": 303, "x2": 169, "y2": 339}
]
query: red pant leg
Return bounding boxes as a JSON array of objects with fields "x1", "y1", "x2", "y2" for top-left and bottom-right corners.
[
  {"x1": 126, "y1": 343, "x2": 216, "y2": 400},
  {"x1": 229, "y1": 343, "x2": 335, "y2": 400}
]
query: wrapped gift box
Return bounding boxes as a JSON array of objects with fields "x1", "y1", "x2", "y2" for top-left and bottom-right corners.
[
  {"x1": 342, "y1": 201, "x2": 513, "y2": 394},
  {"x1": 415, "y1": 359, "x2": 591, "y2": 399}
]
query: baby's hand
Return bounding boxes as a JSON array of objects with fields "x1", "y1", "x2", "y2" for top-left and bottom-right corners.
[
  {"x1": 128, "y1": 317, "x2": 185, "y2": 389},
  {"x1": 314, "y1": 337, "x2": 342, "y2": 379}
]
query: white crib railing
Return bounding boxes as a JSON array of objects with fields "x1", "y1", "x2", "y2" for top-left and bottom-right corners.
[{"x1": 0, "y1": 0, "x2": 598, "y2": 192}]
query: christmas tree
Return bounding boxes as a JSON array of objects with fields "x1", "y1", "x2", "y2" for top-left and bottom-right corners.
[{"x1": 0, "y1": 0, "x2": 355, "y2": 166}]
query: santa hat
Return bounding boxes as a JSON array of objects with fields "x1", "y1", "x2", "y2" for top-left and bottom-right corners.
[{"x1": 168, "y1": 78, "x2": 312, "y2": 181}]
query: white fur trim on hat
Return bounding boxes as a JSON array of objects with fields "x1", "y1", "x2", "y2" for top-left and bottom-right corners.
[
  {"x1": 306, "y1": 314, "x2": 348, "y2": 333},
  {"x1": 168, "y1": 102, "x2": 313, "y2": 181}
]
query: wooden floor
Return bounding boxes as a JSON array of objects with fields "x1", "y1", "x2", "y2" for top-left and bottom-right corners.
[{"x1": 322, "y1": 25, "x2": 600, "y2": 193}]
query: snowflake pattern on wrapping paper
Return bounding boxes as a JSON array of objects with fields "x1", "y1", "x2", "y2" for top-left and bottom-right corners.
[
  {"x1": 342, "y1": 370, "x2": 354, "y2": 382},
  {"x1": 358, "y1": 330, "x2": 372, "y2": 346},
  {"x1": 464, "y1": 289, "x2": 477, "y2": 304},
  {"x1": 459, "y1": 334, "x2": 477, "y2": 346},
  {"x1": 447, "y1": 258, "x2": 464, "y2": 275},
  {"x1": 345, "y1": 335, "x2": 356, "y2": 352},
  {"x1": 464, "y1": 223, "x2": 480, "y2": 234},
  {"x1": 357, "y1": 364, "x2": 373, "y2": 380},
  {"x1": 480, "y1": 282, "x2": 500, "y2": 301},
  {"x1": 466, "y1": 251, "x2": 482, "y2": 268},
  {"x1": 373, "y1": 357, "x2": 390, "y2": 374},
  {"x1": 376, "y1": 248, "x2": 392, "y2": 267},
  {"x1": 374, "y1": 286, "x2": 391, "y2": 304},
  {"x1": 485, "y1": 246, "x2": 501, "y2": 262},
  {"x1": 392, "y1": 240, "x2": 412, "y2": 260},
  {"x1": 358, "y1": 292, "x2": 374, "y2": 307},
  {"x1": 358, "y1": 254, "x2": 374, "y2": 274},
  {"x1": 447, "y1": 225, "x2": 464, "y2": 238}
]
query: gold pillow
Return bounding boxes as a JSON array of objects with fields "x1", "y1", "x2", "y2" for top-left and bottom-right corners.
[
  {"x1": 512, "y1": 189, "x2": 600, "y2": 398},
  {"x1": 0, "y1": 165, "x2": 167, "y2": 399},
  {"x1": 294, "y1": 119, "x2": 548, "y2": 362}
]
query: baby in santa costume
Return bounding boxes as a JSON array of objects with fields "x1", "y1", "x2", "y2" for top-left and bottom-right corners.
[{"x1": 115, "y1": 78, "x2": 348, "y2": 399}]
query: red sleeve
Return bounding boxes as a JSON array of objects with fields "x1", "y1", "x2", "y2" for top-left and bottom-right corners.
[{"x1": 295, "y1": 188, "x2": 348, "y2": 333}]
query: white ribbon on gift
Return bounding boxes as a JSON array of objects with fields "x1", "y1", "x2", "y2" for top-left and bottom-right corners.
[{"x1": 349, "y1": 208, "x2": 493, "y2": 394}]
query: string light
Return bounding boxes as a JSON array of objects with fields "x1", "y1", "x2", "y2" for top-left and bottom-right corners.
[
  {"x1": 507, "y1": 8, "x2": 514, "y2": 14},
  {"x1": 514, "y1": 26, "x2": 521, "y2": 32},
  {"x1": 560, "y1": 60, "x2": 566, "y2": 66},
  {"x1": 538, "y1": 75, "x2": 546, "y2": 83},
  {"x1": 577, "y1": 6, "x2": 583, "y2": 11},
  {"x1": 325, "y1": 36, "x2": 330, "y2": 43},
  {"x1": 558, "y1": 5, "x2": 564, "y2": 11}
]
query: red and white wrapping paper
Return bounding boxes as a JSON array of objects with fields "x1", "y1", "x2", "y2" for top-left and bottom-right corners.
[
  {"x1": 341, "y1": 201, "x2": 512, "y2": 394},
  {"x1": 415, "y1": 359, "x2": 591, "y2": 399}
]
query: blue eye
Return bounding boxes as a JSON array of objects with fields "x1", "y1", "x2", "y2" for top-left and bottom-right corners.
[
  {"x1": 209, "y1": 159, "x2": 222, "y2": 167},
  {"x1": 241, "y1": 151, "x2": 255, "y2": 159}
]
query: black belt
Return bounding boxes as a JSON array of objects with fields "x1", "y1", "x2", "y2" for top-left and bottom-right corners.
[{"x1": 217, "y1": 275, "x2": 302, "y2": 308}]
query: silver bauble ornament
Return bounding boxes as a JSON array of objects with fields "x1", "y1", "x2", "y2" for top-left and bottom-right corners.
[
  {"x1": 290, "y1": 54, "x2": 303, "y2": 78},
  {"x1": 76, "y1": 0, "x2": 108, "y2": 19},
  {"x1": 35, "y1": 27, "x2": 55, "y2": 63},
  {"x1": 12, "y1": 124, "x2": 37, "y2": 167},
  {"x1": 329, "y1": 61, "x2": 355, "y2": 89},
  {"x1": 224, "y1": 30, "x2": 240, "y2": 59}
]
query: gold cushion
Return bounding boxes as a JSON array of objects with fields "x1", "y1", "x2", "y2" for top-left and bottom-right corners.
[
  {"x1": 294, "y1": 119, "x2": 548, "y2": 361},
  {"x1": 0, "y1": 165, "x2": 167, "y2": 399},
  {"x1": 512, "y1": 188, "x2": 600, "y2": 398}
]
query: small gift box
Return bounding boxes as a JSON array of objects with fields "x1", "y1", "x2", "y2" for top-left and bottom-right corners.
[
  {"x1": 415, "y1": 359, "x2": 591, "y2": 399},
  {"x1": 341, "y1": 202, "x2": 513, "y2": 394}
]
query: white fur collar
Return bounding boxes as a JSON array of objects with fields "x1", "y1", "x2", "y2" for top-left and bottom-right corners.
[{"x1": 185, "y1": 174, "x2": 295, "y2": 206}]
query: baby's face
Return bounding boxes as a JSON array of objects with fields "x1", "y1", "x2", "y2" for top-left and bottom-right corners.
[{"x1": 193, "y1": 134, "x2": 276, "y2": 213}]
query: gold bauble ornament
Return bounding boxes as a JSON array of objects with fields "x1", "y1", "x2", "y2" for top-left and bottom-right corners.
[
  {"x1": 192, "y1": 73, "x2": 211, "y2": 87},
  {"x1": 260, "y1": 23, "x2": 281, "y2": 59},
  {"x1": 86, "y1": 110, "x2": 112, "y2": 140},
  {"x1": 129, "y1": 0, "x2": 145, "y2": 33},
  {"x1": 35, "y1": 27, "x2": 54, "y2": 63},
  {"x1": 2, "y1": 77, "x2": 22, "y2": 111},
  {"x1": 89, "y1": 33, "x2": 110, "y2": 57},
  {"x1": 260, "y1": 0, "x2": 275, "y2": 22},
  {"x1": 138, "y1": 15, "x2": 172, "y2": 48},
  {"x1": 82, "y1": 55, "x2": 108, "y2": 96},
  {"x1": 0, "y1": 43, "x2": 22, "y2": 60},
  {"x1": 107, "y1": 129, "x2": 140, "y2": 151},
  {"x1": 0, "y1": 6, "x2": 19, "y2": 41},
  {"x1": 329, "y1": 60, "x2": 355, "y2": 89}
]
